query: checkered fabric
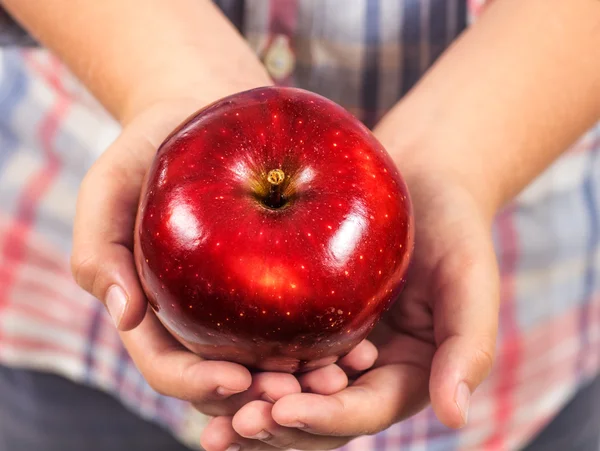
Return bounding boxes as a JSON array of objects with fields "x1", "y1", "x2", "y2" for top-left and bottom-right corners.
[{"x1": 0, "y1": 1, "x2": 599, "y2": 449}]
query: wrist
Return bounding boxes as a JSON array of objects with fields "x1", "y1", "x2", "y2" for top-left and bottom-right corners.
[
  {"x1": 374, "y1": 115, "x2": 502, "y2": 224},
  {"x1": 120, "y1": 65, "x2": 273, "y2": 125}
]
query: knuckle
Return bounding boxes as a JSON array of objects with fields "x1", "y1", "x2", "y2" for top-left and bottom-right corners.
[
  {"x1": 176, "y1": 361, "x2": 216, "y2": 404},
  {"x1": 332, "y1": 390, "x2": 385, "y2": 436},
  {"x1": 322, "y1": 396, "x2": 348, "y2": 436},
  {"x1": 441, "y1": 246, "x2": 480, "y2": 284},
  {"x1": 472, "y1": 341, "x2": 496, "y2": 381},
  {"x1": 176, "y1": 363, "x2": 197, "y2": 402},
  {"x1": 143, "y1": 371, "x2": 169, "y2": 397},
  {"x1": 195, "y1": 403, "x2": 230, "y2": 417},
  {"x1": 144, "y1": 348, "x2": 206, "y2": 402},
  {"x1": 70, "y1": 252, "x2": 100, "y2": 295},
  {"x1": 149, "y1": 381, "x2": 169, "y2": 398},
  {"x1": 268, "y1": 438, "x2": 296, "y2": 449},
  {"x1": 363, "y1": 421, "x2": 387, "y2": 437},
  {"x1": 144, "y1": 358, "x2": 172, "y2": 398},
  {"x1": 362, "y1": 396, "x2": 393, "y2": 436}
]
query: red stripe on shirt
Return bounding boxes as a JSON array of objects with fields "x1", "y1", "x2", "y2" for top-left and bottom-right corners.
[
  {"x1": 483, "y1": 207, "x2": 521, "y2": 450},
  {"x1": 0, "y1": 93, "x2": 69, "y2": 316}
]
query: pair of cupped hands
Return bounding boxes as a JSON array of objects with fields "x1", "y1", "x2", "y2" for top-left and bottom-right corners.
[{"x1": 71, "y1": 93, "x2": 500, "y2": 451}]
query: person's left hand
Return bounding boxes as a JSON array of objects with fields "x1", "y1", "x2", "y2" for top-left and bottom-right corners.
[
  {"x1": 199, "y1": 134, "x2": 501, "y2": 451},
  {"x1": 72, "y1": 96, "x2": 379, "y2": 427}
]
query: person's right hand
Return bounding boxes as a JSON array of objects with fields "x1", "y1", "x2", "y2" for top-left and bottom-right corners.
[
  {"x1": 199, "y1": 129, "x2": 501, "y2": 451},
  {"x1": 70, "y1": 97, "x2": 379, "y2": 419}
]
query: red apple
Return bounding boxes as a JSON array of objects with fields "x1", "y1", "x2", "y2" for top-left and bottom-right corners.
[{"x1": 134, "y1": 87, "x2": 413, "y2": 373}]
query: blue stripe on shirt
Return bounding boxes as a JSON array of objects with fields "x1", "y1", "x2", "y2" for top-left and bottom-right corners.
[
  {"x1": 578, "y1": 132, "x2": 600, "y2": 379},
  {"x1": 401, "y1": 1, "x2": 421, "y2": 94},
  {"x1": 361, "y1": 0, "x2": 381, "y2": 129},
  {"x1": 0, "y1": 50, "x2": 28, "y2": 174}
]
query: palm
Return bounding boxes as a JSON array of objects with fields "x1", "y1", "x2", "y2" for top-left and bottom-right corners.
[{"x1": 357, "y1": 176, "x2": 500, "y2": 426}]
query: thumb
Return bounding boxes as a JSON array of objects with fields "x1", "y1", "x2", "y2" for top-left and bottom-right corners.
[
  {"x1": 71, "y1": 128, "x2": 155, "y2": 330},
  {"x1": 71, "y1": 241, "x2": 147, "y2": 331},
  {"x1": 428, "y1": 224, "x2": 500, "y2": 429}
]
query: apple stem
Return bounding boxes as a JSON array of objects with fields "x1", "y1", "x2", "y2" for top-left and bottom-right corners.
[{"x1": 265, "y1": 169, "x2": 286, "y2": 208}]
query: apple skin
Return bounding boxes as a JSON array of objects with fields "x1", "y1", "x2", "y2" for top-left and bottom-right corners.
[{"x1": 134, "y1": 87, "x2": 414, "y2": 373}]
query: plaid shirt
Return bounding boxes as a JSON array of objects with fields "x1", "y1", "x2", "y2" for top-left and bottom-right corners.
[{"x1": 1, "y1": 1, "x2": 599, "y2": 449}]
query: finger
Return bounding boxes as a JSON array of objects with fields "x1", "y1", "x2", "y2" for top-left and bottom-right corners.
[
  {"x1": 429, "y1": 228, "x2": 499, "y2": 429},
  {"x1": 232, "y1": 401, "x2": 351, "y2": 450},
  {"x1": 201, "y1": 416, "x2": 280, "y2": 451},
  {"x1": 272, "y1": 364, "x2": 430, "y2": 436},
  {"x1": 336, "y1": 339, "x2": 378, "y2": 376},
  {"x1": 198, "y1": 371, "x2": 301, "y2": 416},
  {"x1": 119, "y1": 308, "x2": 252, "y2": 405},
  {"x1": 296, "y1": 364, "x2": 348, "y2": 395}
]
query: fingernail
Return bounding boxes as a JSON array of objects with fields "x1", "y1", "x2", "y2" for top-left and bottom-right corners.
[
  {"x1": 216, "y1": 386, "x2": 244, "y2": 397},
  {"x1": 280, "y1": 421, "x2": 306, "y2": 429},
  {"x1": 106, "y1": 285, "x2": 127, "y2": 328},
  {"x1": 251, "y1": 430, "x2": 272, "y2": 440},
  {"x1": 261, "y1": 392, "x2": 276, "y2": 403},
  {"x1": 226, "y1": 444, "x2": 241, "y2": 451},
  {"x1": 455, "y1": 381, "x2": 471, "y2": 426}
]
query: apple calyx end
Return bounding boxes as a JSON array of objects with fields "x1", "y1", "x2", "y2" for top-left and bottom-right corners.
[
  {"x1": 264, "y1": 169, "x2": 287, "y2": 209},
  {"x1": 267, "y1": 169, "x2": 285, "y2": 186}
]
